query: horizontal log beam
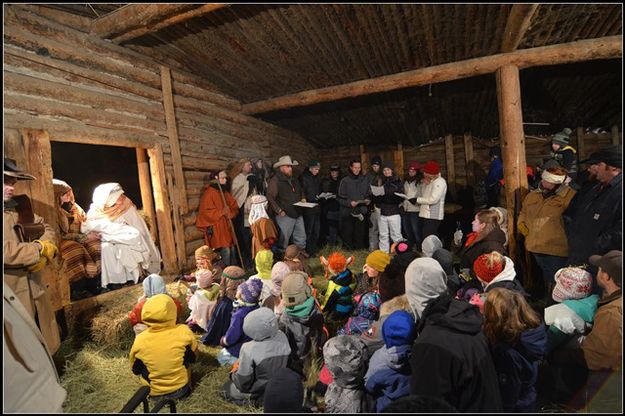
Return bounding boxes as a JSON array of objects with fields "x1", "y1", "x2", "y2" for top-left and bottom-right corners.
[
  {"x1": 91, "y1": 5, "x2": 195, "y2": 38},
  {"x1": 242, "y1": 36, "x2": 622, "y2": 114}
]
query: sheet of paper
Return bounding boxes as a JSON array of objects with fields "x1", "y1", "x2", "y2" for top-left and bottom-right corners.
[
  {"x1": 370, "y1": 185, "x2": 385, "y2": 196},
  {"x1": 317, "y1": 192, "x2": 336, "y2": 200},
  {"x1": 293, "y1": 201, "x2": 319, "y2": 208},
  {"x1": 394, "y1": 192, "x2": 409, "y2": 199}
]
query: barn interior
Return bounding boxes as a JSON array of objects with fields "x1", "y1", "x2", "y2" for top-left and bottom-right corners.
[{"x1": 3, "y1": 4, "x2": 623, "y2": 412}]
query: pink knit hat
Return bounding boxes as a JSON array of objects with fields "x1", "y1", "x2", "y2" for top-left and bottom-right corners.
[
  {"x1": 196, "y1": 270, "x2": 214, "y2": 289},
  {"x1": 552, "y1": 267, "x2": 593, "y2": 303}
]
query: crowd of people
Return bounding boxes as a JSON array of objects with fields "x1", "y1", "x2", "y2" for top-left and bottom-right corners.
[{"x1": 3, "y1": 132, "x2": 622, "y2": 413}]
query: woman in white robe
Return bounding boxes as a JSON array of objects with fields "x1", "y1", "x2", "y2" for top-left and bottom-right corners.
[{"x1": 81, "y1": 183, "x2": 161, "y2": 287}]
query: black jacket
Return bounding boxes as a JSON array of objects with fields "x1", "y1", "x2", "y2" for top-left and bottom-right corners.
[
  {"x1": 299, "y1": 170, "x2": 321, "y2": 215},
  {"x1": 338, "y1": 173, "x2": 371, "y2": 217},
  {"x1": 564, "y1": 173, "x2": 622, "y2": 267},
  {"x1": 378, "y1": 175, "x2": 404, "y2": 216},
  {"x1": 410, "y1": 294, "x2": 503, "y2": 412},
  {"x1": 321, "y1": 176, "x2": 340, "y2": 213},
  {"x1": 267, "y1": 171, "x2": 303, "y2": 218},
  {"x1": 458, "y1": 228, "x2": 507, "y2": 273}
]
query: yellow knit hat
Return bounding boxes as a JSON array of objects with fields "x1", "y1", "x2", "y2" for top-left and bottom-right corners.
[
  {"x1": 255, "y1": 249, "x2": 274, "y2": 280},
  {"x1": 366, "y1": 250, "x2": 391, "y2": 273}
]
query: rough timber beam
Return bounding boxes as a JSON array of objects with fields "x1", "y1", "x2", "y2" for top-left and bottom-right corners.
[
  {"x1": 242, "y1": 36, "x2": 622, "y2": 115},
  {"x1": 501, "y1": 4, "x2": 539, "y2": 52},
  {"x1": 91, "y1": 4, "x2": 228, "y2": 43}
]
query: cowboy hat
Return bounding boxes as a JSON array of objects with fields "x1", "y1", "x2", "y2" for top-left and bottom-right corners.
[
  {"x1": 4, "y1": 158, "x2": 35, "y2": 180},
  {"x1": 273, "y1": 155, "x2": 299, "y2": 168}
]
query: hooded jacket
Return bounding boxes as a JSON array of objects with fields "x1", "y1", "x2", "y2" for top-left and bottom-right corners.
[
  {"x1": 482, "y1": 255, "x2": 528, "y2": 296},
  {"x1": 490, "y1": 323, "x2": 547, "y2": 412},
  {"x1": 410, "y1": 294, "x2": 503, "y2": 412},
  {"x1": 545, "y1": 295, "x2": 599, "y2": 352},
  {"x1": 222, "y1": 302, "x2": 259, "y2": 357},
  {"x1": 231, "y1": 307, "x2": 291, "y2": 399},
  {"x1": 338, "y1": 171, "x2": 371, "y2": 217},
  {"x1": 360, "y1": 295, "x2": 413, "y2": 358},
  {"x1": 458, "y1": 227, "x2": 507, "y2": 273},
  {"x1": 279, "y1": 296, "x2": 325, "y2": 364},
  {"x1": 337, "y1": 291, "x2": 382, "y2": 336},
  {"x1": 322, "y1": 269, "x2": 356, "y2": 319},
  {"x1": 421, "y1": 234, "x2": 443, "y2": 257},
  {"x1": 129, "y1": 294, "x2": 197, "y2": 396},
  {"x1": 404, "y1": 257, "x2": 448, "y2": 321},
  {"x1": 364, "y1": 344, "x2": 412, "y2": 412},
  {"x1": 417, "y1": 175, "x2": 447, "y2": 220},
  {"x1": 323, "y1": 335, "x2": 375, "y2": 413}
]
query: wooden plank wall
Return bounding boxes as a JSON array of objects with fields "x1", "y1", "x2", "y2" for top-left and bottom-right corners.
[{"x1": 3, "y1": 5, "x2": 316, "y2": 276}]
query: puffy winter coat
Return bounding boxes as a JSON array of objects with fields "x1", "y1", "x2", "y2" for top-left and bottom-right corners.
[
  {"x1": 417, "y1": 175, "x2": 447, "y2": 220},
  {"x1": 365, "y1": 344, "x2": 412, "y2": 412},
  {"x1": 222, "y1": 303, "x2": 259, "y2": 357},
  {"x1": 279, "y1": 296, "x2": 324, "y2": 364}
]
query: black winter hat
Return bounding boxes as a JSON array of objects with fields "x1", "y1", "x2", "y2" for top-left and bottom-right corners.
[
  {"x1": 382, "y1": 160, "x2": 395, "y2": 170},
  {"x1": 371, "y1": 156, "x2": 382, "y2": 166}
]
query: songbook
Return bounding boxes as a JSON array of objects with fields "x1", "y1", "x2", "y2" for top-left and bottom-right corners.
[
  {"x1": 370, "y1": 185, "x2": 385, "y2": 196},
  {"x1": 316, "y1": 192, "x2": 336, "y2": 200},
  {"x1": 394, "y1": 192, "x2": 409, "y2": 199},
  {"x1": 293, "y1": 201, "x2": 319, "y2": 208}
]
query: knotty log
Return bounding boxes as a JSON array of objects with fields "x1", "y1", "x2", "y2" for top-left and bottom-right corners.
[
  {"x1": 501, "y1": 4, "x2": 539, "y2": 52},
  {"x1": 243, "y1": 36, "x2": 622, "y2": 114},
  {"x1": 444, "y1": 135, "x2": 456, "y2": 200},
  {"x1": 463, "y1": 133, "x2": 475, "y2": 186},
  {"x1": 136, "y1": 148, "x2": 158, "y2": 243}
]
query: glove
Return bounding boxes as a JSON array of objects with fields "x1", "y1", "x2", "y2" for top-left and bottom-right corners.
[
  {"x1": 34, "y1": 239, "x2": 58, "y2": 262},
  {"x1": 26, "y1": 256, "x2": 47, "y2": 273},
  {"x1": 230, "y1": 359, "x2": 240, "y2": 373},
  {"x1": 453, "y1": 229, "x2": 463, "y2": 246},
  {"x1": 518, "y1": 222, "x2": 529, "y2": 237}
]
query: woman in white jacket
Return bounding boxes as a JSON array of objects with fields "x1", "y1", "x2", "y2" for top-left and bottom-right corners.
[{"x1": 417, "y1": 161, "x2": 448, "y2": 239}]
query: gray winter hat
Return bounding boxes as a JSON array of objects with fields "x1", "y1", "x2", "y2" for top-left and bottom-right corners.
[{"x1": 404, "y1": 257, "x2": 448, "y2": 321}]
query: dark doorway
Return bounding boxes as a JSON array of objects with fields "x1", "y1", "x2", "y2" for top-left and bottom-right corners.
[{"x1": 51, "y1": 142, "x2": 143, "y2": 211}]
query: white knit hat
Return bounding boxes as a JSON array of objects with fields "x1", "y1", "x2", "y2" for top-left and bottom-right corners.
[{"x1": 552, "y1": 267, "x2": 593, "y2": 303}]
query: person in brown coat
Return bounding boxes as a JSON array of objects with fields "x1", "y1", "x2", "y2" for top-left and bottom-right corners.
[
  {"x1": 3, "y1": 158, "x2": 61, "y2": 354},
  {"x1": 196, "y1": 170, "x2": 239, "y2": 266}
]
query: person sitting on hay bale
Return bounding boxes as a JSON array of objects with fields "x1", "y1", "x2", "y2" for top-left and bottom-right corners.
[
  {"x1": 129, "y1": 294, "x2": 198, "y2": 400},
  {"x1": 177, "y1": 245, "x2": 222, "y2": 296},
  {"x1": 129, "y1": 273, "x2": 182, "y2": 336},
  {"x1": 186, "y1": 269, "x2": 221, "y2": 333}
]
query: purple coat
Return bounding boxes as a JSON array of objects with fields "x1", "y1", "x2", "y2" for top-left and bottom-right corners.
[{"x1": 222, "y1": 304, "x2": 259, "y2": 357}]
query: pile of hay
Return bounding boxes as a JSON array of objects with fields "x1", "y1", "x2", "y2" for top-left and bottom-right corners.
[{"x1": 58, "y1": 248, "x2": 370, "y2": 413}]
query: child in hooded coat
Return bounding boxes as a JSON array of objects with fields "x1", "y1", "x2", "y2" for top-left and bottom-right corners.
[
  {"x1": 201, "y1": 266, "x2": 245, "y2": 347},
  {"x1": 222, "y1": 307, "x2": 291, "y2": 404},
  {"x1": 248, "y1": 241, "x2": 275, "y2": 306},
  {"x1": 321, "y1": 252, "x2": 357, "y2": 321},
  {"x1": 129, "y1": 294, "x2": 198, "y2": 399},
  {"x1": 544, "y1": 267, "x2": 599, "y2": 353},
  {"x1": 323, "y1": 335, "x2": 375, "y2": 413},
  {"x1": 337, "y1": 291, "x2": 381, "y2": 336},
  {"x1": 186, "y1": 269, "x2": 221, "y2": 332},
  {"x1": 365, "y1": 310, "x2": 416, "y2": 412},
  {"x1": 263, "y1": 367, "x2": 309, "y2": 413},
  {"x1": 129, "y1": 273, "x2": 182, "y2": 336},
  {"x1": 218, "y1": 278, "x2": 263, "y2": 366}
]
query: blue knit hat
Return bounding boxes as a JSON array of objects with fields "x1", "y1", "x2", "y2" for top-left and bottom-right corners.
[
  {"x1": 237, "y1": 278, "x2": 264, "y2": 304},
  {"x1": 382, "y1": 310, "x2": 416, "y2": 347}
]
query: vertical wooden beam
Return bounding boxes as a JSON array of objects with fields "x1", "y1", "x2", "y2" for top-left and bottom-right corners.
[
  {"x1": 166, "y1": 171, "x2": 187, "y2": 271},
  {"x1": 136, "y1": 147, "x2": 158, "y2": 243},
  {"x1": 20, "y1": 129, "x2": 66, "y2": 310},
  {"x1": 160, "y1": 65, "x2": 188, "y2": 214},
  {"x1": 394, "y1": 143, "x2": 404, "y2": 175},
  {"x1": 576, "y1": 126, "x2": 586, "y2": 162},
  {"x1": 147, "y1": 144, "x2": 177, "y2": 274},
  {"x1": 611, "y1": 125, "x2": 621, "y2": 145},
  {"x1": 496, "y1": 64, "x2": 529, "y2": 262},
  {"x1": 463, "y1": 132, "x2": 475, "y2": 186},
  {"x1": 444, "y1": 134, "x2": 456, "y2": 199},
  {"x1": 359, "y1": 144, "x2": 369, "y2": 172}
]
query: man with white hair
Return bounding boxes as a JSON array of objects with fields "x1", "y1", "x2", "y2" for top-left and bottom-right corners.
[{"x1": 81, "y1": 182, "x2": 161, "y2": 289}]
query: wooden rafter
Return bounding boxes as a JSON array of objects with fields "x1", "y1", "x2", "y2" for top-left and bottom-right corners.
[
  {"x1": 91, "y1": 4, "x2": 228, "y2": 43},
  {"x1": 242, "y1": 35, "x2": 622, "y2": 115},
  {"x1": 501, "y1": 4, "x2": 540, "y2": 52}
]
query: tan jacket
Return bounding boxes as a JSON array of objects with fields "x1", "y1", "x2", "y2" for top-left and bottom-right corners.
[
  {"x1": 582, "y1": 291, "x2": 622, "y2": 371},
  {"x1": 3, "y1": 282, "x2": 66, "y2": 412},
  {"x1": 4, "y1": 207, "x2": 61, "y2": 354},
  {"x1": 518, "y1": 185, "x2": 576, "y2": 257}
]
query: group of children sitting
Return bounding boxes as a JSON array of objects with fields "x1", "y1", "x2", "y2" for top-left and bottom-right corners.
[{"x1": 125, "y1": 236, "x2": 615, "y2": 412}]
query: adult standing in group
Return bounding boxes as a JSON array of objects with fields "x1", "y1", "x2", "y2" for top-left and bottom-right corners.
[
  {"x1": 300, "y1": 160, "x2": 322, "y2": 257},
  {"x1": 518, "y1": 166, "x2": 576, "y2": 296},
  {"x1": 564, "y1": 145, "x2": 622, "y2": 271},
  {"x1": 417, "y1": 160, "x2": 448, "y2": 239},
  {"x1": 251, "y1": 158, "x2": 269, "y2": 195},
  {"x1": 366, "y1": 156, "x2": 383, "y2": 251},
  {"x1": 267, "y1": 155, "x2": 307, "y2": 258},
  {"x1": 196, "y1": 170, "x2": 240, "y2": 267},
  {"x1": 485, "y1": 146, "x2": 504, "y2": 208},
  {"x1": 321, "y1": 164, "x2": 342, "y2": 247},
  {"x1": 401, "y1": 161, "x2": 423, "y2": 248},
  {"x1": 4, "y1": 158, "x2": 61, "y2": 354},
  {"x1": 338, "y1": 159, "x2": 371, "y2": 250},
  {"x1": 377, "y1": 161, "x2": 404, "y2": 253},
  {"x1": 231, "y1": 158, "x2": 255, "y2": 269},
  {"x1": 549, "y1": 128, "x2": 578, "y2": 182},
  {"x1": 82, "y1": 183, "x2": 162, "y2": 289}
]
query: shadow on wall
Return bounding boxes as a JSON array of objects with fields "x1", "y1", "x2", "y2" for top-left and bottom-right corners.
[{"x1": 51, "y1": 142, "x2": 143, "y2": 211}]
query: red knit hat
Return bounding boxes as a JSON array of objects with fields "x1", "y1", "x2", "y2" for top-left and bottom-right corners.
[
  {"x1": 408, "y1": 161, "x2": 421, "y2": 171},
  {"x1": 473, "y1": 253, "x2": 504, "y2": 283},
  {"x1": 423, "y1": 160, "x2": 440, "y2": 175}
]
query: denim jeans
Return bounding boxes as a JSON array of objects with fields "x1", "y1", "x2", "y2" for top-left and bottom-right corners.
[
  {"x1": 532, "y1": 252, "x2": 568, "y2": 284},
  {"x1": 402, "y1": 211, "x2": 421, "y2": 248},
  {"x1": 275, "y1": 215, "x2": 307, "y2": 254},
  {"x1": 378, "y1": 214, "x2": 404, "y2": 253}
]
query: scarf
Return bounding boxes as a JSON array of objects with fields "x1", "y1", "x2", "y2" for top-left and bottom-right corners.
[
  {"x1": 285, "y1": 296, "x2": 315, "y2": 318},
  {"x1": 464, "y1": 232, "x2": 478, "y2": 248}
]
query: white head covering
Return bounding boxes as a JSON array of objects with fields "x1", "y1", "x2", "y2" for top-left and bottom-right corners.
[
  {"x1": 248, "y1": 194, "x2": 269, "y2": 225},
  {"x1": 92, "y1": 182, "x2": 124, "y2": 207},
  {"x1": 404, "y1": 257, "x2": 448, "y2": 321},
  {"x1": 143, "y1": 273, "x2": 167, "y2": 298},
  {"x1": 421, "y1": 235, "x2": 443, "y2": 258}
]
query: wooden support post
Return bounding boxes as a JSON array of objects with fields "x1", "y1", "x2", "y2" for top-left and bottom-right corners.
[
  {"x1": 496, "y1": 64, "x2": 529, "y2": 263},
  {"x1": 360, "y1": 144, "x2": 369, "y2": 172},
  {"x1": 394, "y1": 143, "x2": 404, "y2": 175},
  {"x1": 167, "y1": 171, "x2": 188, "y2": 272},
  {"x1": 576, "y1": 127, "x2": 586, "y2": 162},
  {"x1": 136, "y1": 147, "x2": 158, "y2": 243},
  {"x1": 160, "y1": 65, "x2": 188, "y2": 214},
  {"x1": 444, "y1": 134, "x2": 456, "y2": 200},
  {"x1": 463, "y1": 132, "x2": 475, "y2": 187},
  {"x1": 611, "y1": 125, "x2": 621, "y2": 145},
  {"x1": 20, "y1": 129, "x2": 67, "y2": 310},
  {"x1": 147, "y1": 144, "x2": 178, "y2": 273}
]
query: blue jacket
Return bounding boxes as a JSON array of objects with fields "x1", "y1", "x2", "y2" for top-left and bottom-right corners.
[
  {"x1": 490, "y1": 323, "x2": 547, "y2": 412},
  {"x1": 222, "y1": 303, "x2": 259, "y2": 357},
  {"x1": 485, "y1": 158, "x2": 503, "y2": 190},
  {"x1": 365, "y1": 344, "x2": 412, "y2": 412}
]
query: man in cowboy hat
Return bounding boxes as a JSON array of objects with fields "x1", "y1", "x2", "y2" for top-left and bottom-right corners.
[
  {"x1": 267, "y1": 155, "x2": 307, "y2": 257},
  {"x1": 4, "y1": 157, "x2": 63, "y2": 355}
]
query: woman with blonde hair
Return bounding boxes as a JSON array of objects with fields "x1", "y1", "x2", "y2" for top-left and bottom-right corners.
[
  {"x1": 454, "y1": 209, "x2": 506, "y2": 278},
  {"x1": 483, "y1": 288, "x2": 546, "y2": 412}
]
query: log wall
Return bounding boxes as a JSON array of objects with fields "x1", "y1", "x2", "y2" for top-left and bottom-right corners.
[{"x1": 3, "y1": 5, "x2": 316, "y2": 290}]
